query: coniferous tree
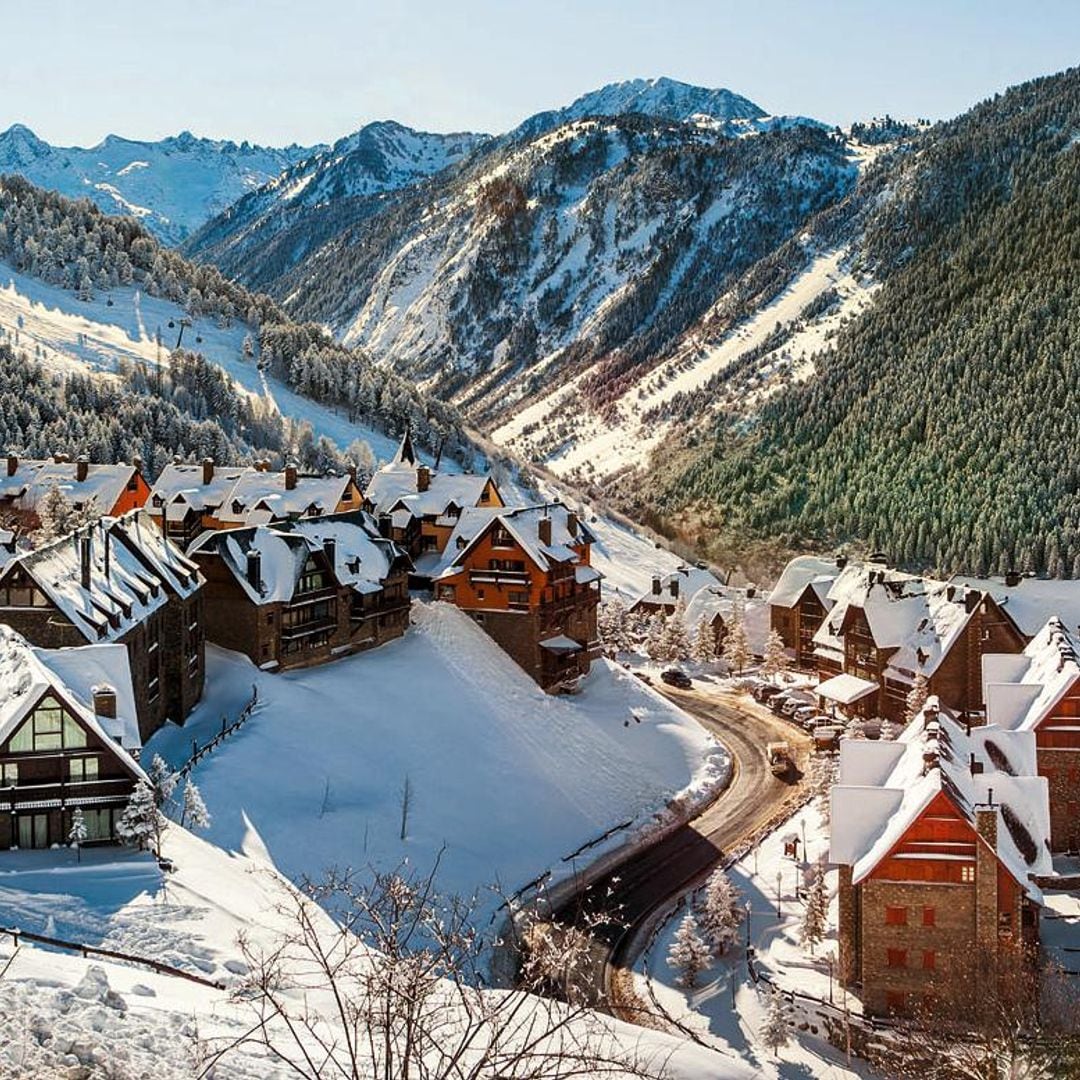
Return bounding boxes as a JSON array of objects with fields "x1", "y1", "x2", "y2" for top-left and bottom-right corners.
[{"x1": 667, "y1": 910, "x2": 711, "y2": 988}]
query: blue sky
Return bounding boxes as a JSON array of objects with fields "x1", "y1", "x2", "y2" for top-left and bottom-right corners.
[{"x1": 4, "y1": 1, "x2": 1078, "y2": 145}]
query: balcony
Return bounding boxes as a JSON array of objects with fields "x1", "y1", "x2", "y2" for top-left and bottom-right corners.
[
  {"x1": 469, "y1": 569, "x2": 531, "y2": 588},
  {"x1": 0, "y1": 777, "x2": 133, "y2": 812},
  {"x1": 280, "y1": 616, "x2": 338, "y2": 641}
]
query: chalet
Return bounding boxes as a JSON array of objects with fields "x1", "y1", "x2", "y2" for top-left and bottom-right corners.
[
  {"x1": 365, "y1": 432, "x2": 503, "y2": 569},
  {"x1": 0, "y1": 511, "x2": 205, "y2": 742},
  {"x1": 0, "y1": 625, "x2": 146, "y2": 850},
  {"x1": 768, "y1": 555, "x2": 842, "y2": 668},
  {"x1": 830, "y1": 697, "x2": 1051, "y2": 1016},
  {"x1": 0, "y1": 452, "x2": 149, "y2": 531},
  {"x1": 682, "y1": 582, "x2": 770, "y2": 656},
  {"x1": 146, "y1": 459, "x2": 364, "y2": 549},
  {"x1": 628, "y1": 565, "x2": 719, "y2": 617},
  {"x1": 812, "y1": 564, "x2": 1025, "y2": 723},
  {"x1": 433, "y1": 504, "x2": 601, "y2": 690},
  {"x1": 983, "y1": 618, "x2": 1080, "y2": 852},
  {"x1": 189, "y1": 511, "x2": 411, "y2": 671},
  {"x1": 953, "y1": 572, "x2": 1080, "y2": 643}
]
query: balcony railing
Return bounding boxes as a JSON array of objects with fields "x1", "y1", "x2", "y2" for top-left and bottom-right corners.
[
  {"x1": 280, "y1": 616, "x2": 338, "y2": 640},
  {"x1": 469, "y1": 569, "x2": 531, "y2": 587}
]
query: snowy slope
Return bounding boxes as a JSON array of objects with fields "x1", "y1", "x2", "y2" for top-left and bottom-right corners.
[
  {"x1": 0, "y1": 259, "x2": 417, "y2": 464},
  {"x1": 0, "y1": 124, "x2": 317, "y2": 244},
  {"x1": 146, "y1": 604, "x2": 729, "y2": 920}
]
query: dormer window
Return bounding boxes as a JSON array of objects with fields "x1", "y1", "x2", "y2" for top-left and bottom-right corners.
[
  {"x1": 152, "y1": 494, "x2": 164, "y2": 508},
  {"x1": 491, "y1": 525, "x2": 514, "y2": 549},
  {"x1": 232, "y1": 500, "x2": 245, "y2": 515}
]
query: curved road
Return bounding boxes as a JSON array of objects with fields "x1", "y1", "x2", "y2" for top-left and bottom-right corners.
[{"x1": 552, "y1": 687, "x2": 810, "y2": 1018}]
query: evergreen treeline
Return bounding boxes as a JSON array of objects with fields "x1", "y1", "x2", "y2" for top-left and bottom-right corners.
[
  {"x1": 0, "y1": 176, "x2": 468, "y2": 461},
  {"x1": 644, "y1": 67, "x2": 1080, "y2": 579}
]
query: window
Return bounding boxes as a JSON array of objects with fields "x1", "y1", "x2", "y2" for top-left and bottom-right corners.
[
  {"x1": 961, "y1": 865, "x2": 975, "y2": 883},
  {"x1": 69, "y1": 756, "x2": 100, "y2": 782},
  {"x1": 922, "y1": 950, "x2": 936, "y2": 971},
  {"x1": 999, "y1": 911, "x2": 1013, "y2": 933},
  {"x1": 1, "y1": 763, "x2": 17, "y2": 786},
  {"x1": 489, "y1": 559, "x2": 526, "y2": 573},
  {"x1": 491, "y1": 525, "x2": 514, "y2": 549},
  {"x1": 297, "y1": 558, "x2": 329, "y2": 594},
  {"x1": 82, "y1": 808, "x2": 112, "y2": 841},
  {"x1": 8, "y1": 697, "x2": 87, "y2": 752},
  {"x1": 476, "y1": 588, "x2": 485, "y2": 600},
  {"x1": 508, "y1": 591, "x2": 530, "y2": 608},
  {"x1": 886, "y1": 949, "x2": 907, "y2": 969},
  {"x1": 437, "y1": 585, "x2": 456, "y2": 601},
  {"x1": 266, "y1": 613, "x2": 274, "y2": 625},
  {"x1": 885, "y1": 906, "x2": 907, "y2": 926},
  {"x1": 922, "y1": 907, "x2": 936, "y2": 927}
]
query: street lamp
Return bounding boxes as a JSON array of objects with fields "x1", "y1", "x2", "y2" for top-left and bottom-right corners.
[
  {"x1": 776, "y1": 870, "x2": 782, "y2": 917},
  {"x1": 745, "y1": 901, "x2": 752, "y2": 948},
  {"x1": 826, "y1": 952, "x2": 834, "y2": 1004}
]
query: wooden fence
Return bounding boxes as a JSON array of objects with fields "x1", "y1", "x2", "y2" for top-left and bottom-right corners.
[{"x1": 176, "y1": 684, "x2": 259, "y2": 780}]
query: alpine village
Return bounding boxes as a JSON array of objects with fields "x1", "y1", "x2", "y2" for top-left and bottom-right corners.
[{"x1": 1, "y1": 16, "x2": 1080, "y2": 1080}]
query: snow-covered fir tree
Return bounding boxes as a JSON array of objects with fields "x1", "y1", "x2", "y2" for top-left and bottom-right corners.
[
  {"x1": 645, "y1": 612, "x2": 668, "y2": 662},
  {"x1": 722, "y1": 600, "x2": 751, "y2": 674},
  {"x1": 182, "y1": 779, "x2": 212, "y2": 831},
  {"x1": 697, "y1": 867, "x2": 742, "y2": 955},
  {"x1": 116, "y1": 781, "x2": 162, "y2": 853},
  {"x1": 660, "y1": 598, "x2": 691, "y2": 661},
  {"x1": 67, "y1": 808, "x2": 87, "y2": 862},
  {"x1": 810, "y1": 754, "x2": 838, "y2": 825},
  {"x1": 33, "y1": 486, "x2": 98, "y2": 544},
  {"x1": 667, "y1": 910, "x2": 711, "y2": 988},
  {"x1": 691, "y1": 615, "x2": 718, "y2": 663},
  {"x1": 879, "y1": 717, "x2": 900, "y2": 741},
  {"x1": 760, "y1": 983, "x2": 792, "y2": 1057},
  {"x1": 760, "y1": 628, "x2": 790, "y2": 680},
  {"x1": 904, "y1": 672, "x2": 930, "y2": 726},
  {"x1": 147, "y1": 754, "x2": 177, "y2": 810},
  {"x1": 800, "y1": 861, "x2": 828, "y2": 954}
]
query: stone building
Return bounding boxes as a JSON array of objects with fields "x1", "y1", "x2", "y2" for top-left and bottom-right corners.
[
  {"x1": 0, "y1": 625, "x2": 146, "y2": 850},
  {"x1": 146, "y1": 458, "x2": 365, "y2": 549},
  {"x1": 983, "y1": 618, "x2": 1080, "y2": 852},
  {"x1": 0, "y1": 511, "x2": 205, "y2": 742},
  {"x1": 189, "y1": 511, "x2": 411, "y2": 671},
  {"x1": 433, "y1": 504, "x2": 601, "y2": 690},
  {"x1": 0, "y1": 452, "x2": 149, "y2": 531},
  {"x1": 830, "y1": 697, "x2": 1051, "y2": 1016}
]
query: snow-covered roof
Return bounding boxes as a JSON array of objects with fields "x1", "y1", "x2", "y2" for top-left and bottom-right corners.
[
  {"x1": 190, "y1": 512, "x2": 407, "y2": 605},
  {"x1": 817, "y1": 672, "x2": 879, "y2": 705},
  {"x1": 108, "y1": 511, "x2": 202, "y2": 599},
  {"x1": 768, "y1": 555, "x2": 841, "y2": 609},
  {"x1": 682, "y1": 583, "x2": 770, "y2": 654},
  {"x1": 4, "y1": 518, "x2": 176, "y2": 644},
  {"x1": 830, "y1": 698, "x2": 1052, "y2": 901},
  {"x1": 814, "y1": 564, "x2": 982, "y2": 682},
  {"x1": 434, "y1": 504, "x2": 597, "y2": 580},
  {"x1": 0, "y1": 457, "x2": 142, "y2": 514},
  {"x1": 632, "y1": 565, "x2": 719, "y2": 608},
  {"x1": 148, "y1": 463, "x2": 357, "y2": 527},
  {"x1": 365, "y1": 462, "x2": 496, "y2": 521},
  {"x1": 952, "y1": 574, "x2": 1080, "y2": 639},
  {"x1": 983, "y1": 618, "x2": 1080, "y2": 734},
  {"x1": 0, "y1": 625, "x2": 146, "y2": 772}
]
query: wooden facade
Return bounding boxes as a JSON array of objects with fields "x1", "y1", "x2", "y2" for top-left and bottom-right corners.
[
  {"x1": 771, "y1": 582, "x2": 831, "y2": 669},
  {"x1": 1034, "y1": 677, "x2": 1080, "y2": 851}
]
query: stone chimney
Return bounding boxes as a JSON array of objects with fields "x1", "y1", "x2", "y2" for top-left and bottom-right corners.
[
  {"x1": 79, "y1": 534, "x2": 92, "y2": 590},
  {"x1": 323, "y1": 537, "x2": 336, "y2": 572},
  {"x1": 132, "y1": 454, "x2": 143, "y2": 474},
  {"x1": 6, "y1": 452, "x2": 17, "y2": 477},
  {"x1": 246, "y1": 549, "x2": 262, "y2": 590},
  {"x1": 965, "y1": 590, "x2": 981, "y2": 614},
  {"x1": 92, "y1": 684, "x2": 117, "y2": 719},
  {"x1": 970, "y1": 752, "x2": 983, "y2": 776},
  {"x1": 669, "y1": 578, "x2": 680, "y2": 599},
  {"x1": 566, "y1": 511, "x2": 578, "y2": 538},
  {"x1": 835, "y1": 555, "x2": 848, "y2": 570},
  {"x1": 202, "y1": 457, "x2": 214, "y2": 485},
  {"x1": 974, "y1": 802, "x2": 999, "y2": 956},
  {"x1": 416, "y1": 464, "x2": 431, "y2": 493},
  {"x1": 836, "y1": 864, "x2": 858, "y2": 987},
  {"x1": 651, "y1": 575, "x2": 662, "y2": 596},
  {"x1": 538, "y1": 516, "x2": 552, "y2": 547},
  {"x1": 1004, "y1": 569, "x2": 1022, "y2": 588},
  {"x1": 76, "y1": 455, "x2": 89, "y2": 482},
  {"x1": 255, "y1": 459, "x2": 271, "y2": 473},
  {"x1": 53, "y1": 451, "x2": 69, "y2": 464},
  {"x1": 285, "y1": 462, "x2": 298, "y2": 491}
]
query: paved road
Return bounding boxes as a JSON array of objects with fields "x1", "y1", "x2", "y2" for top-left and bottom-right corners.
[{"x1": 552, "y1": 686, "x2": 810, "y2": 1013}]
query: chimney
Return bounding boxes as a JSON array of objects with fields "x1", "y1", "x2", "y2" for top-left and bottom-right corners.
[
  {"x1": 746, "y1": 585, "x2": 756, "y2": 599},
  {"x1": 1004, "y1": 569, "x2": 1021, "y2": 588},
  {"x1": 975, "y1": 803, "x2": 997, "y2": 847},
  {"x1": 377, "y1": 513, "x2": 392, "y2": 538},
  {"x1": 669, "y1": 578, "x2": 680, "y2": 599},
  {"x1": 285, "y1": 462, "x2": 298, "y2": 491},
  {"x1": 970, "y1": 752, "x2": 983, "y2": 776},
  {"x1": 79, "y1": 534, "x2": 92, "y2": 590},
  {"x1": 538, "y1": 516, "x2": 552, "y2": 547},
  {"x1": 103, "y1": 530, "x2": 110, "y2": 580},
  {"x1": 416, "y1": 464, "x2": 431, "y2": 493},
  {"x1": 835, "y1": 555, "x2": 848, "y2": 570},
  {"x1": 132, "y1": 454, "x2": 143, "y2": 473},
  {"x1": 965, "y1": 590, "x2": 980, "y2": 614},
  {"x1": 652, "y1": 575, "x2": 662, "y2": 596},
  {"x1": 92, "y1": 684, "x2": 117, "y2": 719},
  {"x1": 6, "y1": 452, "x2": 17, "y2": 477},
  {"x1": 202, "y1": 457, "x2": 214, "y2": 485},
  {"x1": 76, "y1": 455, "x2": 89, "y2": 482},
  {"x1": 246, "y1": 549, "x2": 262, "y2": 590},
  {"x1": 347, "y1": 463, "x2": 358, "y2": 487},
  {"x1": 53, "y1": 452, "x2": 69, "y2": 464},
  {"x1": 566, "y1": 511, "x2": 578, "y2": 537},
  {"x1": 323, "y1": 537, "x2": 336, "y2": 571}
]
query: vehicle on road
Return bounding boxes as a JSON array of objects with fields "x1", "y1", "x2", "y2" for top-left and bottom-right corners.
[
  {"x1": 660, "y1": 668, "x2": 692, "y2": 689},
  {"x1": 767, "y1": 740, "x2": 792, "y2": 777}
]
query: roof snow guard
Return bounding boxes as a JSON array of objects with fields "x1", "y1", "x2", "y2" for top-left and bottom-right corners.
[{"x1": 817, "y1": 672, "x2": 879, "y2": 705}]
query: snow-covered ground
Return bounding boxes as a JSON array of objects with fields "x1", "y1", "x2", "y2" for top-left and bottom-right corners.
[
  {"x1": 0, "y1": 261, "x2": 417, "y2": 465},
  {"x1": 634, "y1": 800, "x2": 872, "y2": 1078},
  {"x1": 146, "y1": 602, "x2": 729, "y2": 924}
]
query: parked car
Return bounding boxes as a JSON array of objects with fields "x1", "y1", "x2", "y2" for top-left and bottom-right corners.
[
  {"x1": 660, "y1": 669, "x2": 693, "y2": 689},
  {"x1": 793, "y1": 705, "x2": 818, "y2": 725},
  {"x1": 805, "y1": 714, "x2": 835, "y2": 730}
]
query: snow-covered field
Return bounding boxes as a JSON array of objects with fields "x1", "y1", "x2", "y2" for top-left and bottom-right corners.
[
  {"x1": 146, "y1": 603, "x2": 729, "y2": 922},
  {"x1": 0, "y1": 261, "x2": 414, "y2": 465},
  {"x1": 634, "y1": 801, "x2": 872, "y2": 1078}
]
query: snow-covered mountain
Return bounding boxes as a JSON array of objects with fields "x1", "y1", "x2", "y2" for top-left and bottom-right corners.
[
  {"x1": 184, "y1": 120, "x2": 489, "y2": 289},
  {"x1": 0, "y1": 124, "x2": 318, "y2": 244}
]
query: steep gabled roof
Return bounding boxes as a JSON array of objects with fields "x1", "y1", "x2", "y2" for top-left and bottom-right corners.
[
  {"x1": 148, "y1": 463, "x2": 250, "y2": 515},
  {"x1": 215, "y1": 471, "x2": 355, "y2": 525},
  {"x1": 365, "y1": 463, "x2": 496, "y2": 521},
  {"x1": 952, "y1": 574, "x2": 1080, "y2": 639},
  {"x1": 0, "y1": 625, "x2": 146, "y2": 771},
  {"x1": 830, "y1": 698, "x2": 1052, "y2": 901},
  {"x1": 0, "y1": 458, "x2": 142, "y2": 514},
  {"x1": 769, "y1": 555, "x2": 842, "y2": 609},
  {"x1": 108, "y1": 510, "x2": 203, "y2": 598},
  {"x1": 983, "y1": 617, "x2": 1080, "y2": 733}
]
